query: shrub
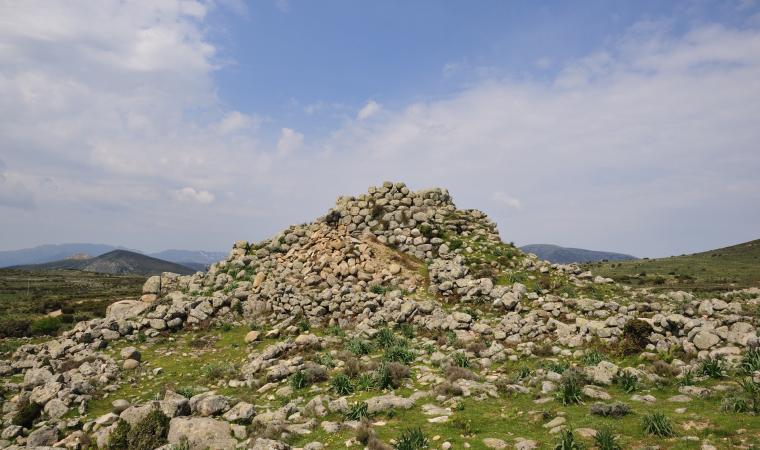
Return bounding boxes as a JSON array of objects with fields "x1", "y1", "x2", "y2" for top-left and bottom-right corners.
[
  {"x1": 128, "y1": 408, "x2": 170, "y2": 450},
  {"x1": 331, "y1": 374, "x2": 354, "y2": 395},
  {"x1": 384, "y1": 345, "x2": 415, "y2": 364},
  {"x1": 555, "y1": 369, "x2": 585, "y2": 406},
  {"x1": 448, "y1": 239, "x2": 463, "y2": 251},
  {"x1": 201, "y1": 362, "x2": 237, "y2": 381},
  {"x1": 396, "y1": 323, "x2": 415, "y2": 339},
  {"x1": 356, "y1": 373, "x2": 376, "y2": 391},
  {"x1": 582, "y1": 350, "x2": 606, "y2": 366},
  {"x1": 290, "y1": 370, "x2": 308, "y2": 390},
  {"x1": 621, "y1": 319, "x2": 653, "y2": 355},
  {"x1": 740, "y1": 348, "x2": 760, "y2": 374},
  {"x1": 697, "y1": 356, "x2": 725, "y2": 379},
  {"x1": 613, "y1": 371, "x2": 638, "y2": 393},
  {"x1": 314, "y1": 352, "x2": 335, "y2": 368},
  {"x1": 452, "y1": 352, "x2": 470, "y2": 368},
  {"x1": 515, "y1": 366, "x2": 532, "y2": 381},
  {"x1": 345, "y1": 402, "x2": 370, "y2": 421},
  {"x1": 344, "y1": 356, "x2": 363, "y2": 378},
  {"x1": 590, "y1": 402, "x2": 631, "y2": 418},
  {"x1": 594, "y1": 428, "x2": 622, "y2": 450},
  {"x1": 175, "y1": 386, "x2": 196, "y2": 399},
  {"x1": 418, "y1": 224, "x2": 435, "y2": 239},
  {"x1": 433, "y1": 381, "x2": 463, "y2": 397},
  {"x1": 678, "y1": 369, "x2": 695, "y2": 386},
  {"x1": 347, "y1": 338, "x2": 373, "y2": 356},
  {"x1": 107, "y1": 419, "x2": 130, "y2": 450},
  {"x1": 376, "y1": 328, "x2": 396, "y2": 348},
  {"x1": 445, "y1": 366, "x2": 477, "y2": 382},
  {"x1": 30, "y1": 316, "x2": 62, "y2": 336},
  {"x1": 11, "y1": 399, "x2": 42, "y2": 428},
  {"x1": 553, "y1": 430, "x2": 582, "y2": 450},
  {"x1": 0, "y1": 318, "x2": 30, "y2": 338},
  {"x1": 642, "y1": 412, "x2": 675, "y2": 437},
  {"x1": 375, "y1": 362, "x2": 409, "y2": 390},
  {"x1": 544, "y1": 360, "x2": 569, "y2": 374},
  {"x1": 394, "y1": 427, "x2": 429, "y2": 450}
]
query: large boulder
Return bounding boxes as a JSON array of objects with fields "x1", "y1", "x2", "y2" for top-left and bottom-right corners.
[
  {"x1": 167, "y1": 417, "x2": 237, "y2": 450},
  {"x1": 26, "y1": 426, "x2": 58, "y2": 447},
  {"x1": 106, "y1": 300, "x2": 150, "y2": 321}
]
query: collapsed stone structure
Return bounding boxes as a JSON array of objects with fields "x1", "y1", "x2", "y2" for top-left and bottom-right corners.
[{"x1": 0, "y1": 182, "x2": 758, "y2": 449}]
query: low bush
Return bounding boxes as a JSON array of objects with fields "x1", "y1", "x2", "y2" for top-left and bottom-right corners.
[
  {"x1": 127, "y1": 408, "x2": 170, "y2": 450},
  {"x1": 375, "y1": 362, "x2": 409, "y2": 389},
  {"x1": 434, "y1": 381, "x2": 464, "y2": 397},
  {"x1": 621, "y1": 319, "x2": 653, "y2": 355},
  {"x1": 582, "y1": 350, "x2": 606, "y2": 366},
  {"x1": 445, "y1": 366, "x2": 477, "y2": 382},
  {"x1": 347, "y1": 338, "x2": 373, "y2": 356},
  {"x1": 384, "y1": 345, "x2": 415, "y2": 364},
  {"x1": 107, "y1": 419, "x2": 130, "y2": 450},
  {"x1": 590, "y1": 402, "x2": 631, "y2": 418},
  {"x1": 30, "y1": 316, "x2": 62, "y2": 335},
  {"x1": 331, "y1": 374, "x2": 354, "y2": 395}
]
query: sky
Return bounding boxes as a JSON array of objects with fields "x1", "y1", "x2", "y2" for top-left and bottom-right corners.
[{"x1": 1, "y1": 0, "x2": 759, "y2": 257}]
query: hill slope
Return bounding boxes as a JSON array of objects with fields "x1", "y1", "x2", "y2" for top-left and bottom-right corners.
[
  {"x1": 587, "y1": 238, "x2": 760, "y2": 290},
  {"x1": 13, "y1": 249, "x2": 195, "y2": 276},
  {"x1": 520, "y1": 243, "x2": 636, "y2": 263},
  {"x1": 0, "y1": 243, "x2": 122, "y2": 267}
]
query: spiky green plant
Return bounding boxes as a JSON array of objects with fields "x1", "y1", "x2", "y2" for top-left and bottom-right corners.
[
  {"x1": 678, "y1": 369, "x2": 695, "y2": 386},
  {"x1": 384, "y1": 345, "x2": 415, "y2": 364},
  {"x1": 452, "y1": 352, "x2": 470, "y2": 368},
  {"x1": 740, "y1": 347, "x2": 760, "y2": 374},
  {"x1": 697, "y1": 356, "x2": 725, "y2": 379},
  {"x1": 290, "y1": 370, "x2": 307, "y2": 390},
  {"x1": 555, "y1": 371, "x2": 584, "y2": 405},
  {"x1": 642, "y1": 412, "x2": 675, "y2": 437},
  {"x1": 345, "y1": 402, "x2": 370, "y2": 421},
  {"x1": 394, "y1": 427, "x2": 429, "y2": 450},
  {"x1": 553, "y1": 430, "x2": 583, "y2": 450},
  {"x1": 376, "y1": 327, "x2": 397, "y2": 348},
  {"x1": 331, "y1": 374, "x2": 354, "y2": 395},
  {"x1": 614, "y1": 371, "x2": 638, "y2": 393},
  {"x1": 594, "y1": 428, "x2": 621, "y2": 450},
  {"x1": 347, "y1": 338, "x2": 373, "y2": 356},
  {"x1": 582, "y1": 350, "x2": 606, "y2": 366}
]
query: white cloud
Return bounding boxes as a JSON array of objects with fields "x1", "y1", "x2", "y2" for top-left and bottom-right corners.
[
  {"x1": 492, "y1": 192, "x2": 522, "y2": 210},
  {"x1": 174, "y1": 187, "x2": 215, "y2": 204},
  {"x1": 357, "y1": 100, "x2": 381, "y2": 120},
  {"x1": 217, "y1": 111, "x2": 258, "y2": 134},
  {"x1": 276, "y1": 128, "x2": 304, "y2": 156}
]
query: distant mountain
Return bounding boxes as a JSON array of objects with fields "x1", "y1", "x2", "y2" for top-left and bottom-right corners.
[
  {"x1": 0, "y1": 244, "x2": 225, "y2": 269},
  {"x1": 521, "y1": 244, "x2": 637, "y2": 264},
  {"x1": 12, "y1": 250, "x2": 195, "y2": 276},
  {"x1": 148, "y1": 249, "x2": 226, "y2": 268},
  {"x1": 0, "y1": 243, "x2": 123, "y2": 267}
]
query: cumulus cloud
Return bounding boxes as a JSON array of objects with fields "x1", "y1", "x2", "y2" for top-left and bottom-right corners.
[
  {"x1": 276, "y1": 128, "x2": 304, "y2": 156},
  {"x1": 217, "y1": 111, "x2": 258, "y2": 134},
  {"x1": 174, "y1": 187, "x2": 215, "y2": 204},
  {"x1": 1, "y1": 3, "x2": 759, "y2": 257},
  {"x1": 357, "y1": 100, "x2": 381, "y2": 120}
]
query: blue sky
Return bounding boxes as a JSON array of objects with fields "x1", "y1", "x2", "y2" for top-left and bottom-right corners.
[{"x1": 1, "y1": 0, "x2": 759, "y2": 257}]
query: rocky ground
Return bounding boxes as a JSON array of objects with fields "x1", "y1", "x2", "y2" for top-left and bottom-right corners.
[{"x1": 1, "y1": 182, "x2": 759, "y2": 450}]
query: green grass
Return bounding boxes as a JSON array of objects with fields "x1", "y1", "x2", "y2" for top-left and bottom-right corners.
[
  {"x1": 586, "y1": 239, "x2": 760, "y2": 291},
  {"x1": 0, "y1": 268, "x2": 144, "y2": 337}
]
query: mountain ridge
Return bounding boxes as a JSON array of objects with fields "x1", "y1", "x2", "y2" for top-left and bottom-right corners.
[
  {"x1": 520, "y1": 243, "x2": 637, "y2": 264},
  {"x1": 11, "y1": 249, "x2": 196, "y2": 276}
]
